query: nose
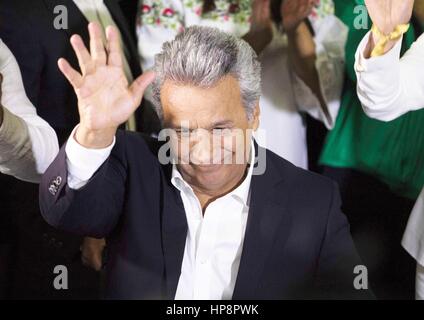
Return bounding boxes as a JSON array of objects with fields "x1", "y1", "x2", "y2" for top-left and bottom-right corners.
[{"x1": 190, "y1": 129, "x2": 214, "y2": 165}]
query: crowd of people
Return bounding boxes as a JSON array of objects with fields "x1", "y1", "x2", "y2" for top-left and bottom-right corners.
[{"x1": 0, "y1": 0, "x2": 422, "y2": 300}]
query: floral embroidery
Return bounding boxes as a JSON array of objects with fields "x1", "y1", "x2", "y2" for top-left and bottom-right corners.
[
  {"x1": 138, "y1": 0, "x2": 333, "y2": 30},
  {"x1": 138, "y1": 0, "x2": 184, "y2": 30},
  {"x1": 138, "y1": 0, "x2": 252, "y2": 30},
  {"x1": 310, "y1": 0, "x2": 335, "y2": 21},
  {"x1": 184, "y1": 0, "x2": 251, "y2": 24}
]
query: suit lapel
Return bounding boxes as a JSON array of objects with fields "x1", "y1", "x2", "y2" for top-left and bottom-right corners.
[
  {"x1": 161, "y1": 168, "x2": 188, "y2": 299},
  {"x1": 104, "y1": 0, "x2": 142, "y2": 77},
  {"x1": 43, "y1": 0, "x2": 90, "y2": 45},
  {"x1": 232, "y1": 144, "x2": 292, "y2": 299}
]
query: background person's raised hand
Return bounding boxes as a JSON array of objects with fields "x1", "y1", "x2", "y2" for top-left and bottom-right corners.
[
  {"x1": 250, "y1": 0, "x2": 272, "y2": 32},
  {"x1": 365, "y1": 0, "x2": 414, "y2": 35},
  {"x1": 58, "y1": 22, "x2": 155, "y2": 148},
  {"x1": 364, "y1": 0, "x2": 414, "y2": 57},
  {"x1": 281, "y1": 0, "x2": 316, "y2": 33}
]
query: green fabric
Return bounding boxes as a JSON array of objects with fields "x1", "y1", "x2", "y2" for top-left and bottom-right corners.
[{"x1": 319, "y1": 0, "x2": 424, "y2": 199}]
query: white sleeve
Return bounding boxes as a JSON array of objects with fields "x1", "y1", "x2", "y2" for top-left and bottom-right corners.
[
  {"x1": 293, "y1": 14, "x2": 348, "y2": 129},
  {"x1": 65, "y1": 125, "x2": 115, "y2": 190},
  {"x1": 0, "y1": 39, "x2": 59, "y2": 183},
  {"x1": 402, "y1": 188, "x2": 424, "y2": 267},
  {"x1": 355, "y1": 32, "x2": 424, "y2": 121}
]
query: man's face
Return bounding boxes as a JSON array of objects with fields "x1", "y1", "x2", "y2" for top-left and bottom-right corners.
[{"x1": 160, "y1": 75, "x2": 260, "y2": 195}]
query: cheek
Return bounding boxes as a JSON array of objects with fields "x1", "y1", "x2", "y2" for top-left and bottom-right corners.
[
  {"x1": 220, "y1": 130, "x2": 250, "y2": 163},
  {"x1": 169, "y1": 137, "x2": 192, "y2": 164}
]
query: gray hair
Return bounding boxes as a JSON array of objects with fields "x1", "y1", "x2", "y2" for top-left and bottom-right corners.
[{"x1": 151, "y1": 26, "x2": 261, "y2": 122}]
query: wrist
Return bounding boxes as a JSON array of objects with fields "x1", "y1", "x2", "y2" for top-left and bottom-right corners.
[
  {"x1": 370, "y1": 32, "x2": 398, "y2": 55},
  {"x1": 75, "y1": 125, "x2": 116, "y2": 149},
  {"x1": 285, "y1": 21, "x2": 304, "y2": 38},
  {"x1": 243, "y1": 26, "x2": 273, "y2": 55},
  {"x1": 367, "y1": 23, "x2": 409, "y2": 58},
  {"x1": 248, "y1": 23, "x2": 272, "y2": 39}
]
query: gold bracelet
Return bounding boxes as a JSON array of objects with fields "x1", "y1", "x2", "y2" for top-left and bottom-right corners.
[{"x1": 370, "y1": 23, "x2": 410, "y2": 57}]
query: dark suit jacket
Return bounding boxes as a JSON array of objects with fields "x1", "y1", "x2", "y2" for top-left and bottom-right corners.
[{"x1": 40, "y1": 130, "x2": 373, "y2": 299}]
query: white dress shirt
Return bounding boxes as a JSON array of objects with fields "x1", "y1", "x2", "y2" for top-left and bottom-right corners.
[
  {"x1": 355, "y1": 32, "x2": 424, "y2": 300},
  {"x1": 65, "y1": 125, "x2": 254, "y2": 299},
  {"x1": 73, "y1": 0, "x2": 136, "y2": 131},
  {"x1": 0, "y1": 39, "x2": 59, "y2": 183},
  {"x1": 136, "y1": 0, "x2": 347, "y2": 168}
]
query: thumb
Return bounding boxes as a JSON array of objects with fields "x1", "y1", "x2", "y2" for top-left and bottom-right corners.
[{"x1": 130, "y1": 71, "x2": 156, "y2": 105}]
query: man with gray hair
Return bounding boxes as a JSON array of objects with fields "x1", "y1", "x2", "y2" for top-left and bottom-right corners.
[{"x1": 39, "y1": 22, "x2": 371, "y2": 299}]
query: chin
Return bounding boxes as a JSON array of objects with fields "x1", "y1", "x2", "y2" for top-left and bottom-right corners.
[{"x1": 192, "y1": 165, "x2": 231, "y2": 186}]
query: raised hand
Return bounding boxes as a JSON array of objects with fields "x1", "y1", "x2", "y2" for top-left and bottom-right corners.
[
  {"x1": 250, "y1": 0, "x2": 272, "y2": 32},
  {"x1": 281, "y1": 0, "x2": 316, "y2": 32},
  {"x1": 58, "y1": 22, "x2": 155, "y2": 148},
  {"x1": 365, "y1": 0, "x2": 414, "y2": 35}
]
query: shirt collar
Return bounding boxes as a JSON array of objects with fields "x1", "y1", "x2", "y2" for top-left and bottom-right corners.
[{"x1": 171, "y1": 139, "x2": 255, "y2": 207}]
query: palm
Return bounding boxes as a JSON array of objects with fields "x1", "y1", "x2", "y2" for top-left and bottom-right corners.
[
  {"x1": 58, "y1": 23, "x2": 155, "y2": 132},
  {"x1": 77, "y1": 65, "x2": 133, "y2": 130},
  {"x1": 365, "y1": 0, "x2": 414, "y2": 34}
]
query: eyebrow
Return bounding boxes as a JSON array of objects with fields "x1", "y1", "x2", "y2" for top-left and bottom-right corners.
[
  {"x1": 168, "y1": 120, "x2": 234, "y2": 130},
  {"x1": 209, "y1": 120, "x2": 234, "y2": 129}
]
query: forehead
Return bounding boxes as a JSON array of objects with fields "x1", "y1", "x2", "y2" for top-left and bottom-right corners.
[{"x1": 160, "y1": 75, "x2": 245, "y2": 126}]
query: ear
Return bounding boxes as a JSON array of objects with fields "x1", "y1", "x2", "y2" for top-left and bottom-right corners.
[{"x1": 250, "y1": 102, "x2": 260, "y2": 131}]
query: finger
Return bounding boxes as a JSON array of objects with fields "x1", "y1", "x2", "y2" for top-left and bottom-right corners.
[
  {"x1": 129, "y1": 71, "x2": 156, "y2": 106},
  {"x1": 106, "y1": 25, "x2": 123, "y2": 68},
  {"x1": 298, "y1": 0, "x2": 310, "y2": 12},
  {"x1": 305, "y1": 1, "x2": 315, "y2": 14},
  {"x1": 58, "y1": 58, "x2": 83, "y2": 88},
  {"x1": 299, "y1": 0, "x2": 313, "y2": 17},
  {"x1": 70, "y1": 34, "x2": 95, "y2": 75},
  {"x1": 88, "y1": 22, "x2": 107, "y2": 67}
]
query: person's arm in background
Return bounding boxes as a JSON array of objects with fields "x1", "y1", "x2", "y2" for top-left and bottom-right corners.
[
  {"x1": 242, "y1": 0, "x2": 273, "y2": 55},
  {"x1": 0, "y1": 40, "x2": 58, "y2": 182},
  {"x1": 288, "y1": 0, "x2": 347, "y2": 129},
  {"x1": 355, "y1": 0, "x2": 424, "y2": 121}
]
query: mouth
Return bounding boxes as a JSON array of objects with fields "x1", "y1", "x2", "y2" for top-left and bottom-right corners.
[{"x1": 189, "y1": 163, "x2": 224, "y2": 172}]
